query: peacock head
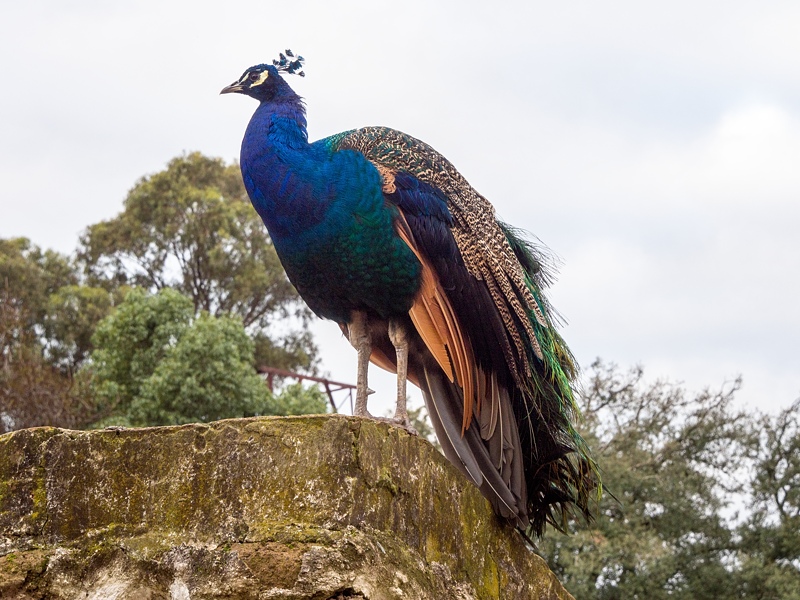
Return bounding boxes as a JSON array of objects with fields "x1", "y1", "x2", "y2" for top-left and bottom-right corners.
[{"x1": 221, "y1": 50, "x2": 304, "y2": 103}]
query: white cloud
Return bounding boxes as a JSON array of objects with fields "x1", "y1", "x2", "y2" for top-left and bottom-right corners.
[{"x1": 532, "y1": 103, "x2": 800, "y2": 411}]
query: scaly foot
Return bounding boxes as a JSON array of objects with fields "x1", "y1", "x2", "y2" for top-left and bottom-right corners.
[
  {"x1": 369, "y1": 414, "x2": 419, "y2": 436},
  {"x1": 348, "y1": 311, "x2": 372, "y2": 416}
]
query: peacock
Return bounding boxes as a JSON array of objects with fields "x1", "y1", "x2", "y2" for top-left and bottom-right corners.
[{"x1": 221, "y1": 50, "x2": 598, "y2": 536}]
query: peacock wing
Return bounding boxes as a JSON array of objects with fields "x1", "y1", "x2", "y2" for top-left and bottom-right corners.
[
  {"x1": 326, "y1": 126, "x2": 599, "y2": 535},
  {"x1": 331, "y1": 127, "x2": 551, "y2": 384}
]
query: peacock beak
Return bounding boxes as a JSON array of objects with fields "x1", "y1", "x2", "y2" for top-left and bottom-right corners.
[{"x1": 220, "y1": 82, "x2": 245, "y2": 95}]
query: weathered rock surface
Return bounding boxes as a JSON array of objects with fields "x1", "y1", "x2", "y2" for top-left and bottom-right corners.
[{"x1": 0, "y1": 415, "x2": 572, "y2": 599}]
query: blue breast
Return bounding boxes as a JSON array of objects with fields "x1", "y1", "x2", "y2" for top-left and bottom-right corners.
[{"x1": 240, "y1": 103, "x2": 421, "y2": 323}]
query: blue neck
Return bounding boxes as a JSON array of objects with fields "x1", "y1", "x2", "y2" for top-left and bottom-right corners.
[
  {"x1": 240, "y1": 97, "x2": 328, "y2": 242},
  {"x1": 247, "y1": 98, "x2": 308, "y2": 148}
]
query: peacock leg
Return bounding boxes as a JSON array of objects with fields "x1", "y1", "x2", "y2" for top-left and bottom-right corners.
[
  {"x1": 388, "y1": 320, "x2": 415, "y2": 433},
  {"x1": 348, "y1": 311, "x2": 374, "y2": 417}
]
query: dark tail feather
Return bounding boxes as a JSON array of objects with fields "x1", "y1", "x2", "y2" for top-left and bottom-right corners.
[
  {"x1": 517, "y1": 402, "x2": 598, "y2": 536},
  {"x1": 500, "y1": 222, "x2": 601, "y2": 535},
  {"x1": 418, "y1": 363, "x2": 530, "y2": 529}
]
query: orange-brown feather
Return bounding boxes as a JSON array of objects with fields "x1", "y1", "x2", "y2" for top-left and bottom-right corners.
[{"x1": 395, "y1": 215, "x2": 492, "y2": 435}]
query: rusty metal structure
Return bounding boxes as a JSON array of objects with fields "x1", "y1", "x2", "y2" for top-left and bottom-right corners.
[{"x1": 256, "y1": 366, "x2": 356, "y2": 414}]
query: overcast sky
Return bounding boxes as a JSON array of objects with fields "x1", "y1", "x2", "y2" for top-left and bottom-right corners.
[{"x1": 2, "y1": 0, "x2": 798, "y2": 415}]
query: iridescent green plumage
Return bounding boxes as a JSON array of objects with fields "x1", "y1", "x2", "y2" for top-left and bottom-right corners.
[{"x1": 501, "y1": 223, "x2": 600, "y2": 531}]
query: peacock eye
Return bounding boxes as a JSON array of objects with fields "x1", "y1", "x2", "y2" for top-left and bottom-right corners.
[{"x1": 249, "y1": 72, "x2": 261, "y2": 82}]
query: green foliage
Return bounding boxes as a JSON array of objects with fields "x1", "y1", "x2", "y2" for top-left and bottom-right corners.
[
  {"x1": 79, "y1": 152, "x2": 317, "y2": 373},
  {"x1": 252, "y1": 329, "x2": 317, "y2": 372},
  {"x1": 540, "y1": 360, "x2": 800, "y2": 600},
  {"x1": 130, "y1": 312, "x2": 274, "y2": 425},
  {"x1": 43, "y1": 284, "x2": 122, "y2": 370},
  {"x1": 0, "y1": 238, "x2": 77, "y2": 322},
  {"x1": 0, "y1": 239, "x2": 114, "y2": 430},
  {"x1": 89, "y1": 288, "x2": 194, "y2": 418},
  {"x1": 1, "y1": 153, "x2": 324, "y2": 432},
  {"x1": 736, "y1": 398, "x2": 800, "y2": 599},
  {"x1": 267, "y1": 382, "x2": 329, "y2": 416},
  {"x1": 0, "y1": 237, "x2": 117, "y2": 372},
  {"x1": 87, "y1": 288, "x2": 325, "y2": 427}
]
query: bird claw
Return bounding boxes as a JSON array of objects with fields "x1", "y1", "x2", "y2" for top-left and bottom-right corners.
[
  {"x1": 378, "y1": 416, "x2": 418, "y2": 436},
  {"x1": 400, "y1": 422, "x2": 419, "y2": 436}
]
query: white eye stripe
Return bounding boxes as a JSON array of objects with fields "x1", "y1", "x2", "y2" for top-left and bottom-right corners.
[{"x1": 240, "y1": 71, "x2": 270, "y2": 86}]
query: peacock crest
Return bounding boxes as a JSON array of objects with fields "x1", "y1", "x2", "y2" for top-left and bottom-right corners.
[{"x1": 273, "y1": 49, "x2": 305, "y2": 77}]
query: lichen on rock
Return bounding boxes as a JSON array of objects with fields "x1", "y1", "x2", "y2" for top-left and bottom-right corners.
[{"x1": 0, "y1": 415, "x2": 572, "y2": 599}]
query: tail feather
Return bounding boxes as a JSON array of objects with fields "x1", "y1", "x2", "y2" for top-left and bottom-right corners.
[
  {"x1": 395, "y1": 210, "x2": 599, "y2": 535},
  {"x1": 500, "y1": 222, "x2": 600, "y2": 534},
  {"x1": 419, "y1": 362, "x2": 529, "y2": 528}
]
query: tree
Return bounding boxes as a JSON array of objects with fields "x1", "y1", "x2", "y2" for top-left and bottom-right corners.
[
  {"x1": 539, "y1": 361, "x2": 800, "y2": 600},
  {"x1": 89, "y1": 287, "x2": 195, "y2": 419},
  {"x1": 2, "y1": 155, "x2": 325, "y2": 432},
  {"x1": 736, "y1": 398, "x2": 800, "y2": 598},
  {"x1": 43, "y1": 284, "x2": 120, "y2": 370},
  {"x1": 540, "y1": 360, "x2": 749, "y2": 600},
  {"x1": 0, "y1": 238, "x2": 77, "y2": 325},
  {"x1": 130, "y1": 312, "x2": 278, "y2": 426},
  {"x1": 0, "y1": 290, "x2": 98, "y2": 432},
  {"x1": 87, "y1": 288, "x2": 327, "y2": 427},
  {"x1": 79, "y1": 152, "x2": 316, "y2": 373},
  {"x1": 0, "y1": 239, "x2": 112, "y2": 431},
  {"x1": 265, "y1": 382, "x2": 329, "y2": 417},
  {"x1": 0, "y1": 237, "x2": 118, "y2": 373}
]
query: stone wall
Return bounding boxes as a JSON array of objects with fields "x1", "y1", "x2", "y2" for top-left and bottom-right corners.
[{"x1": 0, "y1": 415, "x2": 572, "y2": 599}]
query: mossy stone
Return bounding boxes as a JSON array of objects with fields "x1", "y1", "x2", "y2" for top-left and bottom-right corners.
[{"x1": 0, "y1": 415, "x2": 572, "y2": 599}]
